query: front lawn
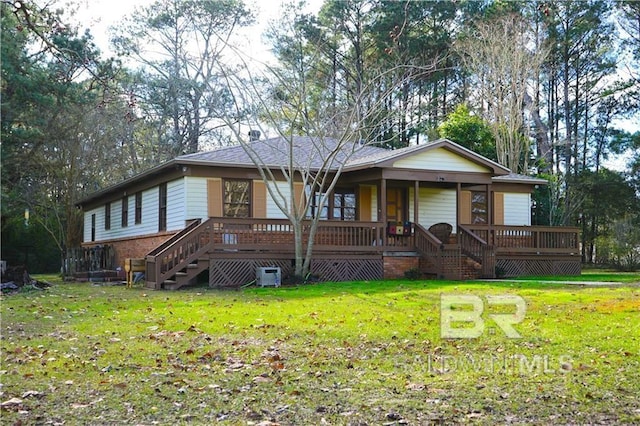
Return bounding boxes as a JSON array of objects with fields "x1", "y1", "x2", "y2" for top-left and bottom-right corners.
[{"x1": 1, "y1": 275, "x2": 639, "y2": 424}]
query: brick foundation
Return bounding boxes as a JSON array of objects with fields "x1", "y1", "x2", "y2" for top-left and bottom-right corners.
[
  {"x1": 383, "y1": 253, "x2": 419, "y2": 279},
  {"x1": 82, "y1": 232, "x2": 175, "y2": 270}
]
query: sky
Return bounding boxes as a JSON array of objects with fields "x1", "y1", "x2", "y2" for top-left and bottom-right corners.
[{"x1": 73, "y1": 0, "x2": 321, "y2": 61}]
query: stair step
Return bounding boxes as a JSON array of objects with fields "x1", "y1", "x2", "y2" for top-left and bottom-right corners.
[{"x1": 163, "y1": 281, "x2": 184, "y2": 291}]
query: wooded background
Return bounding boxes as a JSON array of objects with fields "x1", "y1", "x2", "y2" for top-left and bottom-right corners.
[{"x1": 1, "y1": 0, "x2": 639, "y2": 273}]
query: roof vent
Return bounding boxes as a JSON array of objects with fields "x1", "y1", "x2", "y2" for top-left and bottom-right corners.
[{"x1": 249, "y1": 130, "x2": 261, "y2": 141}]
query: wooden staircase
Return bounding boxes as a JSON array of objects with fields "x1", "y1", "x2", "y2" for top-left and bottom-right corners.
[
  {"x1": 414, "y1": 224, "x2": 495, "y2": 280},
  {"x1": 161, "y1": 258, "x2": 209, "y2": 290},
  {"x1": 145, "y1": 218, "x2": 215, "y2": 290}
]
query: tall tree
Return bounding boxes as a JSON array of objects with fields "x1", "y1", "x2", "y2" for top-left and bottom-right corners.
[
  {"x1": 456, "y1": 12, "x2": 548, "y2": 173},
  {"x1": 112, "y1": 0, "x2": 253, "y2": 156},
  {"x1": 438, "y1": 104, "x2": 497, "y2": 161},
  {"x1": 1, "y1": 0, "x2": 130, "y2": 271}
]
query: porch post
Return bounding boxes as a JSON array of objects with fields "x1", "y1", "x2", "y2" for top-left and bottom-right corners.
[
  {"x1": 487, "y1": 183, "x2": 493, "y2": 245},
  {"x1": 380, "y1": 178, "x2": 387, "y2": 245},
  {"x1": 414, "y1": 180, "x2": 419, "y2": 224},
  {"x1": 456, "y1": 182, "x2": 461, "y2": 232}
]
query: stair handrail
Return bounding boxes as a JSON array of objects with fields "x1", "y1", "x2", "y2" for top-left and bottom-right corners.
[
  {"x1": 145, "y1": 218, "x2": 215, "y2": 289},
  {"x1": 146, "y1": 218, "x2": 202, "y2": 257},
  {"x1": 458, "y1": 224, "x2": 496, "y2": 278},
  {"x1": 414, "y1": 223, "x2": 453, "y2": 279}
]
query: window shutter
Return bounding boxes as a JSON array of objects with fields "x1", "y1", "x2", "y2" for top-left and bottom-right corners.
[
  {"x1": 253, "y1": 180, "x2": 267, "y2": 218},
  {"x1": 459, "y1": 190, "x2": 471, "y2": 224},
  {"x1": 293, "y1": 182, "x2": 305, "y2": 215},
  {"x1": 494, "y1": 192, "x2": 505, "y2": 225},
  {"x1": 207, "y1": 179, "x2": 222, "y2": 217},
  {"x1": 359, "y1": 185, "x2": 372, "y2": 221}
]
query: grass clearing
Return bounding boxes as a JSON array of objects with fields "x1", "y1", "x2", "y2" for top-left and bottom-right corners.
[{"x1": 1, "y1": 273, "x2": 639, "y2": 424}]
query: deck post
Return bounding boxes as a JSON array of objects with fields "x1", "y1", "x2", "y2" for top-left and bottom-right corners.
[
  {"x1": 456, "y1": 182, "x2": 461, "y2": 232},
  {"x1": 414, "y1": 180, "x2": 419, "y2": 224},
  {"x1": 380, "y1": 178, "x2": 387, "y2": 246}
]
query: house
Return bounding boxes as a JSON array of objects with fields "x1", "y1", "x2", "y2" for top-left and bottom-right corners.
[{"x1": 76, "y1": 137, "x2": 580, "y2": 289}]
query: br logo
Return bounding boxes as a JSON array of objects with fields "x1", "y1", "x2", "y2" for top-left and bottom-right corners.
[{"x1": 440, "y1": 295, "x2": 526, "y2": 339}]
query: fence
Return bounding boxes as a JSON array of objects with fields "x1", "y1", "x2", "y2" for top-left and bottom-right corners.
[{"x1": 65, "y1": 245, "x2": 115, "y2": 275}]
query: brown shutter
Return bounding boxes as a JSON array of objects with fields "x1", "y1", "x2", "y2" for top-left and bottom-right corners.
[
  {"x1": 253, "y1": 180, "x2": 267, "y2": 218},
  {"x1": 359, "y1": 185, "x2": 372, "y2": 221},
  {"x1": 459, "y1": 190, "x2": 472, "y2": 224},
  {"x1": 207, "y1": 178, "x2": 222, "y2": 217},
  {"x1": 494, "y1": 192, "x2": 505, "y2": 225},
  {"x1": 293, "y1": 182, "x2": 305, "y2": 215}
]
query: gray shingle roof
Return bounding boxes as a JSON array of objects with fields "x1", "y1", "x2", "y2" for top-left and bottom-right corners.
[
  {"x1": 493, "y1": 173, "x2": 547, "y2": 184},
  {"x1": 178, "y1": 136, "x2": 389, "y2": 170}
]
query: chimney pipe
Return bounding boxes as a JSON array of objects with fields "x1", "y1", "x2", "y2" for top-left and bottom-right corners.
[{"x1": 249, "y1": 130, "x2": 261, "y2": 142}]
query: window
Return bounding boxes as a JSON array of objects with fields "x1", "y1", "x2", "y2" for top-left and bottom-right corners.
[
  {"x1": 333, "y1": 190, "x2": 356, "y2": 220},
  {"x1": 471, "y1": 191, "x2": 488, "y2": 224},
  {"x1": 223, "y1": 179, "x2": 250, "y2": 217},
  {"x1": 135, "y1": 192, "x2": 142, "y2": 224},
  {"x1": 159, "y1": 183, "x2": 167, "y2": 231},
  {"x1": 308, "y1": 188, "x2": 356, "y2": 220},
  {"x1": 91, "y1": 214, "x2": 96, "y2": 242},
  {"x1": 309, "y1": 191, "x2": 329, "y2": 220},
  {"x1": 105, "y1": 202, "x2": 111, "y2": 230},
  {"x1": 121, "y1": 197, "x2": 129, "y2": 227}
]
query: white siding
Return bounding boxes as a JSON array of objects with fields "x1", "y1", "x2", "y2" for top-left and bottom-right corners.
[
  {"x1": 82, "y1": 178, "x2": 191, "y2": 243},
  {"x1": 410, "y1": 187, "x2": 457, "y2": 232},
  {"x1": 184, "y1": 177, "x2": 209, "y2": 220},
  {"x1": 166, "y1": 179, "x2": 186, "y2": 231},
  {"x1": 504, "y1": 193, "x2": 531, "y2": 226},
  {"x1": 393, "y1": 147, "x2": 489, "y2": 173},
  {"x1": 266, "y1": 182, "x2": 290, "y2": 219},
  {"x1": 83, "y1": 207, "x2": 101, "y2": 243}
]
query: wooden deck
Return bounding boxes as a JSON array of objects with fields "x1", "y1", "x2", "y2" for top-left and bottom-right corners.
[{"x1": 144, "y1": 218, "x2": 581, "y2": 289}]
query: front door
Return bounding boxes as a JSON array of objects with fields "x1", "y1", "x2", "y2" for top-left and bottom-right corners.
[{"x1": 386, "y1": 188, "x2": 406, "y2": 223}]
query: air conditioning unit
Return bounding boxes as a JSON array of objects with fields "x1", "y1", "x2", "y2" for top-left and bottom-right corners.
[{"x1": 256, "y1": 266, "x2": 281, "y2": 287}]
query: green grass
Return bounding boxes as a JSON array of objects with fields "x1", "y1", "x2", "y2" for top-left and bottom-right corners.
[
  {"x1": 1, "y1": 274, "x2": 639, "y2": 424},
  {"x1": 512, "y1": 269, "x2": 640, "y2": 283}
]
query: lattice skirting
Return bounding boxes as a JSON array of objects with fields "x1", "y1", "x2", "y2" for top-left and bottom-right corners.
[
  {"x1": 209, "y1": 256, "x2": 383, "y2": 287},
  {"x1": 209, "y1": 258, "x2": 293, "y2": 288},
  {"x1": 496, "y1": 257, "x2": 581, "y2": 277},
  {"x1": 310, "y1": 258, "x2": 383, "y2": 283}
]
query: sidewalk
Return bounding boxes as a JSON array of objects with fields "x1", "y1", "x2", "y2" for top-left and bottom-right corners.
[{"x1": 484, "y1": 279, "x2": 636, "y2": 287}]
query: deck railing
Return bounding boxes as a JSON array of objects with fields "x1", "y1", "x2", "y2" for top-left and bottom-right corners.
[
  {"x1": 206, "y1": 218, "x2": 416, "y2": 252},
  {"x1": 464, "y1": 225, "x2": 580, "y2": 255},
  {"x1": 145, "y1": 218, "x2": 580, "y2": 287}
]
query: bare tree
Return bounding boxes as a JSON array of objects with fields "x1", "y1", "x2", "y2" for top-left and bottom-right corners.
[
  {"x1": 456, "y1": 13, "x2": 548, "y2": 174},
  {"x1": 216, "y1": 37, "x2": 434, "y2": 278},
  {"x1": 112, "y1": 0, "x2": 253, "y2": 155}
]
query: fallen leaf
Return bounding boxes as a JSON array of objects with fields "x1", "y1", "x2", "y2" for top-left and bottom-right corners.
[
  {"x1": 71, "y1": 403, "x2": 89, "y2": 409},
  {"x1": 1, "y1": 398, "x2": 23, "y2": 408},
  {"x1": 405, "y1": 382, "x2": 425, "y2": 391},
  {"x1": 21, "y1": 391, "x2": 44, "y2": 399}
]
